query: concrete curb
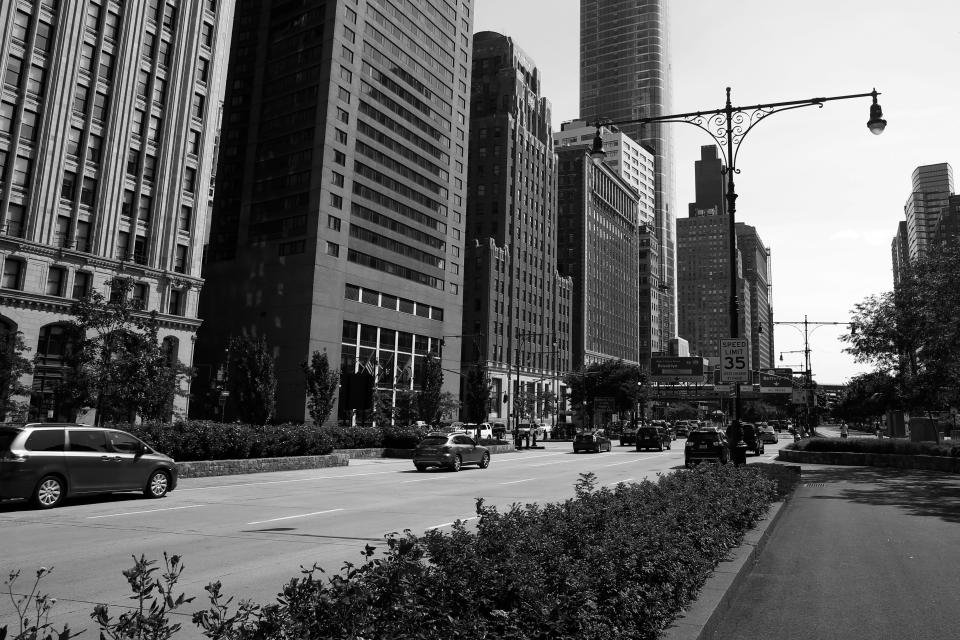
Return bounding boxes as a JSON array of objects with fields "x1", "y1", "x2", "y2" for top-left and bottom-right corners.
[{"x1": 660, "y1": 497, "x2": 791, "y2": 640}]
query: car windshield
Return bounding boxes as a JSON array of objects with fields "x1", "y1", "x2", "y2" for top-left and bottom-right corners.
[
  {"x1": 689, "y1": 431, "x2": 721, "y2": 443},
  {"x1": 418, "y1": 437, "x2": 449, "y2": 446}
]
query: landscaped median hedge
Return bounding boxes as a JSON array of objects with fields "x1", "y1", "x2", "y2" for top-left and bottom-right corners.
[
  {"x1": 193, "y1": 465, "x2": 777, "y2": 640},
  {"x1": 780, "y1": 437, "x2": 960, "y2": 472},
  {"x1": 786, "y1": 437, "x2": 960, "y2": 457}
]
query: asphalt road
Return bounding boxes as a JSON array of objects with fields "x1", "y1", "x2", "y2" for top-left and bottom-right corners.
[{"x1": 1, "y1": 436, "x2": 786, "y2": 637}]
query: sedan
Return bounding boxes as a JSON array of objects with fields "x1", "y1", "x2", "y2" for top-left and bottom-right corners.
[
  {"x1": 413, "y1": 433, "x2": 490, "y2": 472},
  {"x1": 636, "y1": 426, "x2": 671, "y2": 451},
  {"x1": 573, "y1": 430, "x2": 612, "y2": 453},
  {"x1": 759, "y1": 425, "x2": 778, "y2": 444}
]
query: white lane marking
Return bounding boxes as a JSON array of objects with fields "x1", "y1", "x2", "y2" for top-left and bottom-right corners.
[
  {"x1": 87, "y1": 504, "x2": 205, "y2": 519},
  {"x1": 400, "y1": 475, "x2": 450, "y2": 483},
  {"x1": 603, "y1": 456, "x2": 658, "y2": 467},
  {"x1": 531, "y1": 459, "x2": 574, "y2": 467},
  {"x1": 500, "y1": 478, "x2": 536, "y2": 485},
  {"x1": 247, "y1": 508, "x2": 343, "y2": 525},
  {"x1": 426, "y1": 516, "x2": 480, "y2": 531},
  {"x1": 177, "y1": 471, "x2": 396, "y2": 491}
]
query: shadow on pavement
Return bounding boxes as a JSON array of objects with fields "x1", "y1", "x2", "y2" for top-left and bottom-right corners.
[{"x1": 800, "y1": 464, "x2": 960, "y2": 524}]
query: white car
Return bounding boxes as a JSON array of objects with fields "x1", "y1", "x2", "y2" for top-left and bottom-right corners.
[{"x1": 462, "y1": 422, "x2": 493, "y2": 439}]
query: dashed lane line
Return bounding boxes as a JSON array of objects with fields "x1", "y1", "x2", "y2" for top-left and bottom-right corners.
[
  {"x1": 86, "y1": 504, "x2": 205, "y2": 519},
  {"x1": 247, "y1": 508, "x2": 344, "y2": 525}
]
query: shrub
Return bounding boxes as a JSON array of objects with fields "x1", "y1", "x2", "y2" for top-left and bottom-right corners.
[
  {"x1": 114, "y1": 420, "x2": 334, "y2": 461},
  {"x1": 320, "y1": 423, "x2": 383, "y2": 449},
  {"x1": 380, "y1": 423, "x2": 430, "y2": 449},
  {"x1": 786, "y1": 437, "x2": 960, "y2": 457}
]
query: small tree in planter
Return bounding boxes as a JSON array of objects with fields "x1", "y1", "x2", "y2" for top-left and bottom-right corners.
[
  {"x1": 463, "y1": 361, "x2": 492, "y2": 424},
  {"x1": 227, "y1": 335, "x2": 277, "y2": 425},
  {"x1": 416, "y1": 353, "x2": 443, "y2": 424},
  {"x1": 302, "y1": 350, "x2": 339, "y2": 426},
  {"x1": 0, "y1": 329, "x2": 33, "y2": 421}
]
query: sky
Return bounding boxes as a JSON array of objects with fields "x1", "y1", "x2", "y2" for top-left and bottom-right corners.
[{"x1": 473, "y1": 0, "x2": 960, "y2": 385}]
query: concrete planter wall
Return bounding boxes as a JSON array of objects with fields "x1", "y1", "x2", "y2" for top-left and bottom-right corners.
[
  {"x1": 177, "y1": 453, "x2": 350, "y2": 478},
  {"x1": 778, "y1": 449, "x2": 960, "y2": 473}
]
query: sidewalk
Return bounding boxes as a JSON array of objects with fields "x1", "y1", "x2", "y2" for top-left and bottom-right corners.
[{"x1": 665, "y1": 462, "x2": 960, "y2": 640}]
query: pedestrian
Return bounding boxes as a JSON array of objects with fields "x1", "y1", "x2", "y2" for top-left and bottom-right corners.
[
  {"x1": 876, "y1": 426, "x2": 882, "y2": 439},
  {"x1": 840, "y1": 423, "x2": 848, "y2": 438}
]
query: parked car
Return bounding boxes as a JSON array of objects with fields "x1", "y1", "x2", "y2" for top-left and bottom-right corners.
[
  {"x1": 490, "y1": 422, "x2": 508, "y2": 439},
  {"x1": 0, "y1": 423, "x2": 178, "y2": 509},
  {"x1": 573, "y1": 430, "x2": 612, "y2": 453},
  {"x1": 619, "y1": 422, "x2": 640, "y2": 446},
  {"x1": 635, "y1": 426, "x2": 671, "y2": 451},
  {"x1": 684, "y1": 429, "x2": 731, "y2": 467},
  {"x1": 413, "y1": 432, "x2": 490, "y2": 472},
  {"x1": 462, "y1": 422, "x2": 494, "y2": 440},
  {"x1": 759, "y1": 424, "x2": 778, "y2": 444}
]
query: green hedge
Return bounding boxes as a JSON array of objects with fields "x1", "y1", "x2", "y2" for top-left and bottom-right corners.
[
  {"x1": 235, "y1": 465, "x2": 776, "y2": 639},
  {"x1": 786, "y1": 437, "x2": 960, "y2": 457},
  {"x1": 118, "y1": 421, "x2": 335, "y2": 462}
]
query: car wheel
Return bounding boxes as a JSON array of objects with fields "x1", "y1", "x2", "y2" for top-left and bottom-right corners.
[
  {"x1": 478, "y1": 452, "x2": 490, "y2": 469},
  {"x1": 450, "y1": 455, "x2": 462, "y2": 472},
  {"x1": 414, "y1": 464, "x2": 428, "y2": 472},
  {"x1": 144, "y1": 470, "x2": 170, "y2": 499},
  {"x1": 33, "y1": 475, "x2": 64, "y2": 509}
]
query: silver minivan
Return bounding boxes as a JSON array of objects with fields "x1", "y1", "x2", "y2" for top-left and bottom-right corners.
[{"x1": 0, "y1": 423, "x2": 177, "y2": 509}]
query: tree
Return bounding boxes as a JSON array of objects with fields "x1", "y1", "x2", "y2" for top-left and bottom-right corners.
[
  {"x1": 62, "y1": 282, "x2": 189, "y2": 424},
  {"x1": 302, "y1": 350, "x2": 339, "y2": 426},
  {"x1": 417, "y1": 353, "x2": 443, "y2": 423},
  {"x1": 833, "y1": 371, "x2": 899, "y2": 425},
  {"x1": 844, "y1": 242, "x2": 960, "y2": 413},
  {"x1": 564, "y1": 360, "x2": 645, "y2": 427},
  {"x1": 393, "y1": 389, "x2": 419, "y2": 426},
  {"x1": 0, "y1": 329, "x2": 33, "y2": 420},
  {"x1": 463, "y1": 360, "x2": 492, "y2": 423},
  {"x1": 227, "y1": 335, "x2": 277, "y2": 425},
  {"x1": 437, "y1": 391, "x2": 460, "y2": 423}
]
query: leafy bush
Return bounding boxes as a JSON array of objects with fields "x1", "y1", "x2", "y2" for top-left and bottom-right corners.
[
  {"x1": 320, "y1": 423, "x2": 383, "y2": 449},
  {"x1": 380, "y1": 423, "x2": 430, "y2": 449},
  {"x1": 114, "y1": 420, "x2": 334, "y2": 461},
  {"x1": 786, "y1": 436, "x2": 960, "y2": 457},
  {"x1": 221, "y1": 465, "x2": 776, "y2": 639}
]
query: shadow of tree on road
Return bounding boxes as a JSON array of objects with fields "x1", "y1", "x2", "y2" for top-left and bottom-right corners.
[{"x1": 799, "y1": 465, "x2": 960, "y2": 524}]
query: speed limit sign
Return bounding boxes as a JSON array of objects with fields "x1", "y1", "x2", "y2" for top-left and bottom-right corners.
[{"x1": 719, "y1": 338, "x2": 749, "y2": 383}]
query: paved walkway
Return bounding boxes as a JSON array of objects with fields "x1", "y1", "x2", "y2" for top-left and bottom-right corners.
[{"x1": 704, "y1": 463, "x2": 960, "y2": 640}]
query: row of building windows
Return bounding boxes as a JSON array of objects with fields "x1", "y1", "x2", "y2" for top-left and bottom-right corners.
[{"x1": 344, "y1": 282, "x2": 443, "y2": 321}]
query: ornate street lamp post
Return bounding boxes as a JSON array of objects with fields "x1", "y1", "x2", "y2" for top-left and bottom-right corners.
[{"x1": 592, "y1": 87, "x2": 886, "y2": 463}]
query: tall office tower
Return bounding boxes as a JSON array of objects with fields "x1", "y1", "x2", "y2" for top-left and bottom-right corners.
[
  {"x1": 0, "y1": 0, "x2": 234, "y2": 420},
  {"x1": 904, "y1": 163, "x2": 953, "y2": 262},
  {"x1": 932, "y1": 195, "x2": 960, "y2": 251},
  {"x1": 735, "y1": 223, "x2": 772, "y2": 371},
  {"x1": 196, "y1": 0, "x2": 473, "y2": 422},
  {"x1": 579, "y1": 0, "x2": 676, "y2": 349},
  {"x1": 556, "y1": 147, "x2": 640, "y2": 369},
  {"x1": 677, "y1": 146, "x2": 751, "y2": 365},
  {"x1": 891, "y1": 220, "x2": 909, "y2": 287},
  {"x1": 466, "y1": 32, "x2": 572, "y2": 429},
  {"x1": 554, "y1": 119, "x2": 660, "y2": 362}
]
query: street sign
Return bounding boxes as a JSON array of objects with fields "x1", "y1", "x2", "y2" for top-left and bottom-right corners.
[
  {"x1": 719, "y1": 338, "x2": 749, "y2": 383},
  {"x1": 650, "y1": 356, "x2": 708, "y2": 382},
  {"x1": 759, "y1": 368, "x2": 794, "y2": 393}
]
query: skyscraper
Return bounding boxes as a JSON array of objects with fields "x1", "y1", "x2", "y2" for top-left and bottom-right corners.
[
  {"x1": 735, "y1": 222, "x2": 773, "y2": 371},
  {"x1": 0, "y1": 0, "x2": 234, "y2": 419},
  {"x1": 579, "y1": 0, "x2": 675, "y2": 349},
  {"x1": 466, "y1": 32, "x2": 571, "y2": 429},
  {"x1": 557, "y1": 147, "x2": 640, "y2": 369},
  {"x1": 904, "y1": 163, "x2": 953, "y2": 263},
  {"x1": 196, "y1": 0, "x2": 473, "y2": 422}
]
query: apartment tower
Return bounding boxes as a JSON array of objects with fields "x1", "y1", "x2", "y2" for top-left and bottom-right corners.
[
  {"x1": 465, "y1": 32, "x2": 572, "y2": 428},
  {"x1": 0, "y1": 0, "x2": 234, "y2": 419},
  {"x1": 904, "y1": 163, "x2": 953, "y2": 263},
  {"x1": 579, "y1": 0, "x2": 675, "y2": 350},
  {"x1": 196, "y1": 0, "x2": 473, "y2": 422}
]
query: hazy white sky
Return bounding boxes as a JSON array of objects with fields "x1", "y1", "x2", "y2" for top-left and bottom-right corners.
[{"x1": 473, "y1": 0, "x2": 960, "y2": 384}]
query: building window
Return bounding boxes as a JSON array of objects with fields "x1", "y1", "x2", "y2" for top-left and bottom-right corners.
[
  {"x1": 26, "y1": 65, "x2": 46, "y2": 97},
  {"x1": 191, "y1": 93, "x2": 205, "y2": 119},
  {"x1": 335, "y1": 128, "x2": 347, "y2": 145},
  {"x1": 126, "y1": 148, "x2": 139, "y2": 175},
  {"x1": 201, "y1": 22, "x2": 213, "y2": 47},
  {"x1": 98, "y1": 52, "x2": 114, "y2": 82},
  {"x1": 73, "y1": 85, "x2": 90, "y2": 114},
  {"x1": 1, "y1": 258, "x2": 24, "y2": 290},
  {"x1": 183, "y1": 167, "x2": 196, "y2": 193},
  {"x1": 132, "y1": 283, "x2": 148, "y2": 309},
  {"x1": 55, "y1": 215, "x2": 71, "y2": 247},
  {"x1": 46, "y1": 267, "x2": 66, "y2": 296},
  {"x1": 72, "y1": 271, "x2": 91, "y2": 299},
  {"x1": 178, "y1": 205, "x2": 191, "y2": 232},
  {"x1": 333, "y1": 150, "x2": 345, "y2": 166},
  {"x1": 326, "y1": 242, "x2": 340, "y2": 257},
  {"x1": 5, "y1": 55, "x2": 24, "y2": 88},
  {"x1": 116, "y1": 231, "x2": 131, "y2": 261},
  {"x1": 187, "y1": 129, "x2": 200, "y2": 154},
  {"x1": 20, "y1": 110, "x2": 37, "y2": 143},
  {"x1": 11, "y1": 156, "x2": 31, "y2": 187},
  {"x1": 61, "y1": 171, "x2": 77, "y2": 201},
  {"x1": 109, "y1": 278, "x2": 127, "y2": 303},
  {"x1": 91, "y1": 92, "x2": 109, "y2": 121},
  {"x1": 197, "y1": 58, "x2": 209, "y2": 83},
  {"x1": 80, "y1": 177, "x2": 97, "y2": 206},
  {"x1": 0, "y1": 101, "x2": 14, "y2": 134},
  {"x1": 142, "y1": 154, "x2": 155, "y2": 181},
  {"x1": 133, "y1": 235, "x2": 147, "y2": 264},
  {"x1": 5, "y1": 204, "x2": 25, "y2": 238},
  {"x1": 332, "y1": 171, "x2": 344, "y2": 187},
  {"x1": 138, "y1": 195, "x2": 152, "y2": 225},
  {"x1": 173, "y1": 244, "x2": 187, "y2": 273},
  {"x1": 76, "y1": 221, "x2": 90, "y2": 251},
  {"x1": 327, "y1": 215, "x2": 341, "y2": 231},
  {"x1": 12, "y1": 11, "x2": 29, "y2": 43},
  {"x1": 336, "y1": 107, "x2": 349, "y2": 124},
  {"x1": 168, "y1": 288, "x2": 184, "y2": 315},
  {"x1": 330, "y1": 193, "x2": 343, "y2": 209}
]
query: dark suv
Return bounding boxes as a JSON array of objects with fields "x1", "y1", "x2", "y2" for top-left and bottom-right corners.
[
  {"x1": 684, "y1": 429, "x2": 730, "y2": 467},
  {"x1": 635, "y1": 426, "x2": 671, "y2": 451},
  {"x1": 739, "y1": 423, "x2": 765, "y2": 456},
  {"x1": 619, "y1": 422, "x2": 639, "y2": 446},
  {"x1": 0, "y1": 424, "x2": 177, "y2": 509}
]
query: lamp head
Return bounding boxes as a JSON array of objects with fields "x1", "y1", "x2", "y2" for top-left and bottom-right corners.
[
  {"x1": 867, "y1": 89, "x2": 886, "y2": 135},
  {"x1": 590, "y1": 126, "x2": 606, "y2": 161}
]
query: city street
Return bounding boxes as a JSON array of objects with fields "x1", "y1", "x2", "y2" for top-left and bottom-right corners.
[{"x1": 1, "y1": 437, "x2": 786, "y2": 635}]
